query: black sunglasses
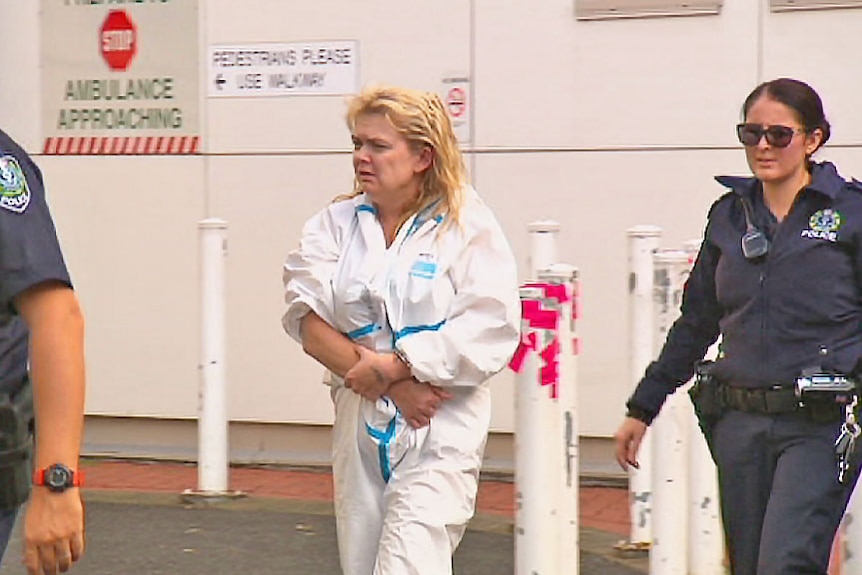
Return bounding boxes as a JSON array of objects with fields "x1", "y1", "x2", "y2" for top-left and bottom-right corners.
[{"x1": 736, "y1": 123, "x2": 804, "y2": 148}]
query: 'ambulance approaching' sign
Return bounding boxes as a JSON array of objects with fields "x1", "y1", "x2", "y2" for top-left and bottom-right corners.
[
  {"x1": 208, "y1": 41, "x2": 359, "y2": 98},
  {"x1": 41, "y1": 0, "x2": 200, "y2": 155}
]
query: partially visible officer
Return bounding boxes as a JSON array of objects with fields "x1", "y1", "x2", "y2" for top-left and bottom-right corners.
[
  {"x1": 615, "y1": 78, "x2": 862, "y2": 575},
  {"x1": 0, "y1": 127, "x2": 85, "y2": 575}
]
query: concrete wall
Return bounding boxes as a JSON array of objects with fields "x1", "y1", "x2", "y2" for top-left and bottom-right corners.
[{"x1": 4, "y1": 0, "x2": 862, "y2": 468}]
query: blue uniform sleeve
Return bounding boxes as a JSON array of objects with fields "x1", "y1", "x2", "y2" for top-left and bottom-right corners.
[
  {"x1": 0, "y1": 132, "x2": 72, "y2": 312},
  {"x1": 626, "y1": 226, "x2": 722, "y2": 422}
]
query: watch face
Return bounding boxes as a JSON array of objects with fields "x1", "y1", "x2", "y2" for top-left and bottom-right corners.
[{"x1": 46, "y1": 464, "x2": 72, "y2": 492}]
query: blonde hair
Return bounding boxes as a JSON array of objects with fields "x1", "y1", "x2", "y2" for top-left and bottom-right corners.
[{"x1": 343, "y1": 85, "x2": 467, "y2": 225}]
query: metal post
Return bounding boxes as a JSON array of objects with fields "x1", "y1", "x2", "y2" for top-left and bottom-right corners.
[
  {"x1": 688, "y1": 389, "x2": 725, "y2": 575},
  {"x1": 528, "y1": 220, "x2": 560, "y2": 278},
  {"x1": 624, "y1": 225, "x2": 662, "y2": 549},
  {"x1": 539, "y1": 264, "x2": 580, "y2": 574},
  {"x1": 841, "y1": 484, "x2": 862, "y2": 573},
  {"x1": 650, "y1": 249, "x2": 692, "y2": 575},
  {"x1": 514, "y1": 283, "x2": 559, "y2": 575},
  {"x1": 684, "y1": 239, "x2": 725, "y2": 575},
  {"x1": 196, "y1": 218, "x2": 229, "y2": 494}
]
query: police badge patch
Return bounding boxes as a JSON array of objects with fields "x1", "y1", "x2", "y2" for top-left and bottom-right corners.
[
  {"x1": 0, "y1": 154, "x2": 31, "y2": 214},
  {"x1": 801, "y1": 208, "x2": 842, "y2": 242}
]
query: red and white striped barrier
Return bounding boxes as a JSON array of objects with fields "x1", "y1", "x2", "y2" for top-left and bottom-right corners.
[{"x1": 43, "y1": 135, "x2": 199, "y2": 155}]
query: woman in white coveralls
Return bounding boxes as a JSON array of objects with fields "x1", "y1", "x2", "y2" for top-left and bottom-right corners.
[{"x1": 282, "y1": 85, "x2": 520, "y2": 574}]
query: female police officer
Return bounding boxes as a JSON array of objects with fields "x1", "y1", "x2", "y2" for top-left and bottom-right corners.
[{"x1": 615, "y1": 78, "x2": 862, "y2": 575}]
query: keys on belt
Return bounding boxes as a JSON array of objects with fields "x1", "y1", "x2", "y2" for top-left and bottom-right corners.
[{"x1": 835, "y1": 395, "x2": 861, "y2": 484}]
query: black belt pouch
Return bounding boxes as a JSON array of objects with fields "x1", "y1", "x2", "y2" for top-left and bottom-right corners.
[
  {"x1": 688, "y1": 360, "x2": 724, "y2": 436},
  {"x1": 0, "y1": 382, "x2": 33, "y2": 510}
]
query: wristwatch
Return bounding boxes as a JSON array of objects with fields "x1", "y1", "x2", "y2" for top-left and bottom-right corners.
[
  {"x1": 393, "y1": 346, "x2": 412, "y2": 369},
  {"x1": 33, "y1": 463, "x2": 83, "y2": 493}
]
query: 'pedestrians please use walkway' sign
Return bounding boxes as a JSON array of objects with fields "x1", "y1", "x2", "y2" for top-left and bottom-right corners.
[{"x1": 208, "y1": 41, "x2": 359, "y2": 98}]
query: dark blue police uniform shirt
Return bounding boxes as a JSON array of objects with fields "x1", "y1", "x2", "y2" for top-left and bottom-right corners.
[
  {"x1": 0, "y1": 128, "x2": 72, "y2": 395},
  {"x1": 629, "y1": 161, "x2": 862, "y2": 419}
]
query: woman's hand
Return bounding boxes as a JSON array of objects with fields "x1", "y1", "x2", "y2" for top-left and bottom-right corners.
[
  {"x1": 613, "y1": 417, "x2": 648, "y2": 470},
  {"x1": 387, "y1": 379, "x2": 453, "y2": 428},
  {"x1": 344, "y1": 346, "x2": 394, "y2": 401}
]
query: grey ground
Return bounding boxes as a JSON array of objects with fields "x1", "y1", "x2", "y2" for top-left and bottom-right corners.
[{"x1": 0, "y1": 491, "x2": 648, "y2": 574}]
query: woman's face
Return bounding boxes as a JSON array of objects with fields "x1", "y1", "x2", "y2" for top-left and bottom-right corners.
[
  {"x1": 742, "y1": 95, "x2": 821, "y2": 186},
  {"x1": 351, "y1": 113, "x2": 430, "y2": 203}
]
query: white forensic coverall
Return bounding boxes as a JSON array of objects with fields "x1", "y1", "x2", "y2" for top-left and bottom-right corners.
[{"x1": 283, "y1": 186, "x2": 520, "y2": 575}]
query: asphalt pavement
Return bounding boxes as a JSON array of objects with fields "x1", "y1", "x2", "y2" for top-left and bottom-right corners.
[{"x1": 0, "y1": 489, "x2": 648, "y2": 575}]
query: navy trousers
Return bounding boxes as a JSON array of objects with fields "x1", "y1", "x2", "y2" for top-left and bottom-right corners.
[{"x1": 710, "y1": 410, "x2": 861, "y2": 575}]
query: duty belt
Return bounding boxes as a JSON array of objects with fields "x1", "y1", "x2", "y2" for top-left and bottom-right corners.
[
  {"x1": 722, "y1": 384, "x2": 846, "y2": 423},
  {"x1": 722, "y1": 385, "x2": 799, "y2": 414}
]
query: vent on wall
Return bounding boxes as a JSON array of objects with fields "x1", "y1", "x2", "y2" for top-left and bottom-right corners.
[
  {"x1": 770, "y1": 0, "x2": 862, "y2": 11},
  {"x1": 575, "y1": 0, "x2": 723, "y2": 20}
]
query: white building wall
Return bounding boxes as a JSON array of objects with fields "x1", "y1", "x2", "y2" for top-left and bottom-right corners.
[{"x1": 3, "y1": 1, "x2": 862, "y2": 464}]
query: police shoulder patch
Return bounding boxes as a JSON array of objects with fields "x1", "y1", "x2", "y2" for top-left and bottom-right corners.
[{"x1": 0, "y1": 154, "x2": 31, "y2": 214}]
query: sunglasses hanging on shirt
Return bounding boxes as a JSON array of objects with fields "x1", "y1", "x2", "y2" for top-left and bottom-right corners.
[{"x1": 739, "y1": 195, "x2": 769, "y2": 260}]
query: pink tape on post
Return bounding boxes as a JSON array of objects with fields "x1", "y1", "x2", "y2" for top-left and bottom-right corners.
[
  {"x1": 543, "y1": 283, "x2": 570, "y2": 304},
  {"x1": 509, "y1": 330, "x2": 538, "y2": 373},
  {"x1": 524, "y1": 282, "x2": 571, "y2": 305},
  {"x1": 572, "y1": 282, "x2": 581, "y2": 321},
  {"x1": 522, "y1": 299, "x2": 558, "y2": 330},
  {"x1": 539, "y1": 337, "x2": 560, "y2": 399}
]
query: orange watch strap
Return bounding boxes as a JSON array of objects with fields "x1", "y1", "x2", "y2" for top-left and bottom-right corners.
[{"x1": 32, "y1": 467, "x2": 84, "y2": 487}]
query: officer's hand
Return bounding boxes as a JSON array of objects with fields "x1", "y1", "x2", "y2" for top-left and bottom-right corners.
[
  {"x1": 387, "y1": 379, "x2": 453, "y2": 428},
  {"x1": 613, "y1": 417, "x2": 648, "y2": 471},
  {"x1": 23, "y1": 488, "x2": 85, "y2": 575},
  {"x1": 344, "y1": 346, "x2": 392, "y2": 401}
]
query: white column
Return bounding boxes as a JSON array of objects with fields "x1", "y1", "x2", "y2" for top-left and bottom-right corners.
[
  {"x1": 528, "y1": 220, "x2": 560, "y2": 278},
  {"x1": 842, "y1": 483, "x2": 862, "y2": 573},
  {"x1": 197, "y1": 218, "x2": 229, "y2": 494},
  {"x1": 625, "y1": 225, "x2": 662, "y2": 548},
  {"x1": 514, "y1": 283, "x2": 559, "y2": 575},
  {"x1": 650, "y1": 249, "x2": 692, "y2": 575},
  {"x1": 684, "y1": 238, "x2": 726, "y2": 575},
  {"x1": 539, "y1": 264, "x2": 580, "y2": 574},
  {"x1": 688, "y1": 410, "x2": 725, "y2": 575}
]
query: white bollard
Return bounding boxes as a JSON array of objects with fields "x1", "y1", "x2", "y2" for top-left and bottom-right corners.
[
  {"x1": 514, "y1": 284, "x2": 560, "y2": 575},
  {"x1": 841, "y1": 476, "x2": 862, "y2": 572},
  {"x1": 684, "y1": 239, "x2": 725, "y2": 575},
  {"x1": 688, "y1": 402, "x2": 725, "y2": 575},
  {"x1": 625, "y1": 225, "x2": 662, "y2": 549},
  {"x1": 197, "y1": 218, "x2": 229, "y2": 494},
  {"x1": 650, "y1": 249, "x2": 692, "y2": 575},
  {"x1": 538, "y1": 264, "x2": 580, "y2": 573},
  {"x1": 528, "y1": 220, "x2": 560, "y2": 278}
]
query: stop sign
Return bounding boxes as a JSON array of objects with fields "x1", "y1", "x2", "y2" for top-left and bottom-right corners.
[{"x1": 100, "y1": 10, "x2": 137, "y2": 71}]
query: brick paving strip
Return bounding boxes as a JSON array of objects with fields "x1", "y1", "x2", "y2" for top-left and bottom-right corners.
[{"x1": 80, "y1": 458, "x2": 631, "y2": 536}]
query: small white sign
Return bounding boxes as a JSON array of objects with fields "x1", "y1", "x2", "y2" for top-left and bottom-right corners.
[
  {"x1": 440, "y1": 74, "x2": 471, "y2": 144},
  {"x1": 208, "y1": 41, "x2": 359, "y2": 98}
]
